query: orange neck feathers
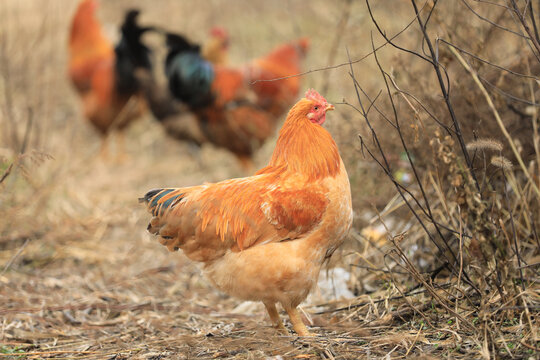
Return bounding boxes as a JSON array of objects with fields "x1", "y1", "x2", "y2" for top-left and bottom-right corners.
[
  {"x1": 266, "y1": 99, "x2": 341, "y2": 179},
  {"x1": 69, "y1": 0, "x2": 113, "y2": 59}
]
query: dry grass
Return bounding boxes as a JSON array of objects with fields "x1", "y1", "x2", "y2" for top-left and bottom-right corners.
[{"x1": 1, "y1": 0, "x2": 539, "y2": 359}]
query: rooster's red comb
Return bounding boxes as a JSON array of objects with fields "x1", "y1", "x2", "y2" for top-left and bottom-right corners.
[
  {"x1": 305, "y1": 89, "x2": 327, "y2": 104},
  {"x1": 210, "y1": 26, "x2": 228, "y2": 39}
]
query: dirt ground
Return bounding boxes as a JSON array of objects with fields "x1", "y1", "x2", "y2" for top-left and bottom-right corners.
[{"x1": 1, "y1": 0, "x2": 538, "y2": 359}]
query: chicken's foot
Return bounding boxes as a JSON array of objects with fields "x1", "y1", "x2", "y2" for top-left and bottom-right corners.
[
  {"x1": 264, "y1": 302, "x2": 287, "y2": 333},
  {"x1": 284, "y1": 306, "x2": 313, "y2": 336}
]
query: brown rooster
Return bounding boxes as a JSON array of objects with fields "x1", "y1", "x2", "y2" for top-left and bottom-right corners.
[
  {"x1": 141, "y1": 90, "x2": 352, "y2": 336},
  {"x1": 68, "y1": 1, "x2": 151, "y2": 157},
  {"x1": 245, "y1": 38, "x2": 310, "y2": 117}
]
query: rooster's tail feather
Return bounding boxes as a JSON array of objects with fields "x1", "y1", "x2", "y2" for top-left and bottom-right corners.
[{"x1": 139, "y1": 188, "x2": 185, "y2": 216}]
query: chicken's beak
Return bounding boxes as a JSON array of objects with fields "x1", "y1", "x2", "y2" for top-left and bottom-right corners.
[{"x1": 325, "y1": 104, "x2": 335, "y2": 112}]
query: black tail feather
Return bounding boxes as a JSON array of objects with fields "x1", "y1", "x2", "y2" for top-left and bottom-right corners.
[
  {"x1": 115, "y1": 9, "x2": 155, "y2": 94},
  {"x1": 139, "y1": 188, "x2": 163, "y2": 204},
  {"x1": 140, "y1": 188, "x2": 185, "y2": 216}
]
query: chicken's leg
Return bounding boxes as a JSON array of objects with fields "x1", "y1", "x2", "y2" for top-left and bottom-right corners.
[
  {"x1": 284, "y1": 306, "x2": 313, "y2": 337},
  {"x1": 264, "y1": 302, "x2": 287, "y2": 333}
]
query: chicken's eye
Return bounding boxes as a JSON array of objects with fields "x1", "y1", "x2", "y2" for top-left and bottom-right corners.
[{"x1": 314, "y1": 106, "x2": 319, "y2": 111}]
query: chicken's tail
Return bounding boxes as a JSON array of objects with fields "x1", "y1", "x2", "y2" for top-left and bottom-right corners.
[
  {"x1": 139, "y1": 188, "x2": 185, "y2": 217},
  {"x1": 139, "y1": 188, "x2": 187, "y2": 251},
  {"x1": 115, "y1": 9, "x2": 154, "y2": 95}
]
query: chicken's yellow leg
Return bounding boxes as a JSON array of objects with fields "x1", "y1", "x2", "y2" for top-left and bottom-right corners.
[
  {"x1": 264, "y1": 302, "x2": 287, "y2": 333},
  {"x1": 284, "y1": 306, "x2": 313, "y2": 336}
]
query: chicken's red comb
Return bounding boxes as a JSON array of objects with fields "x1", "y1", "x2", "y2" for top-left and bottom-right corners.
[
  {"x1": 210, "y1": 27, "x2": 228, "y2": 39},
  {"x1": 305, "y1": 89, "x2": 327, "y2": 104}
]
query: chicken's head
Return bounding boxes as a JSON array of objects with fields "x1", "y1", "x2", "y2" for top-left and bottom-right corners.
[
  {"x1": 210, "y1": 27, "x2": 230, "y2": 48},
  {"x1": 305, "y1": 89, "x2": 334, "y2": 125}
]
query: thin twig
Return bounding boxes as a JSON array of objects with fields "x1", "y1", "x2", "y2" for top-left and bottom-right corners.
[
  {"x1": 0, "y1": 162, "x2": 13, "y2": 185},
  {"x1": 1, "y1": 238, "x2": 30, "y2": 275},
  {"x1": 320, "y1": 0, "x2": 353, "y2": 94},
  {"x1": 461, "y1": 0, "x2": 531, "y2": 39},
  {"x1": 410, "y1": 0, "x2": 481, "y2": 192},
  {"x1": 509, "y1": 0, "x2": 540, "y2": 57},
  {"x1": 438, "y1": 38, "x2": 539, "y2": 80}
]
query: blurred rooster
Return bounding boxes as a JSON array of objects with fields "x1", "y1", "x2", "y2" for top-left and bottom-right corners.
[
  {"x1": 245, "y1": 38, "x2": 310, "y2": 117},
  {"x1": 113, "y1": 29, "x2": 208, "y2": 161},
  {"x1": 162, "y1": 33, "x2": 309, "y2": 168},
  {"x1": 140, "y1": 90, "x2": 353, "y2": 336},
  {"x1": 68, "y1": 1, "x2": 151, "y2": 156},
  {"x1": 135, "y1": 27, "x2": 232, "y2": 146},
  {"x1": 201, "y1": 28, "x2": 309, "y2": 117}
]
